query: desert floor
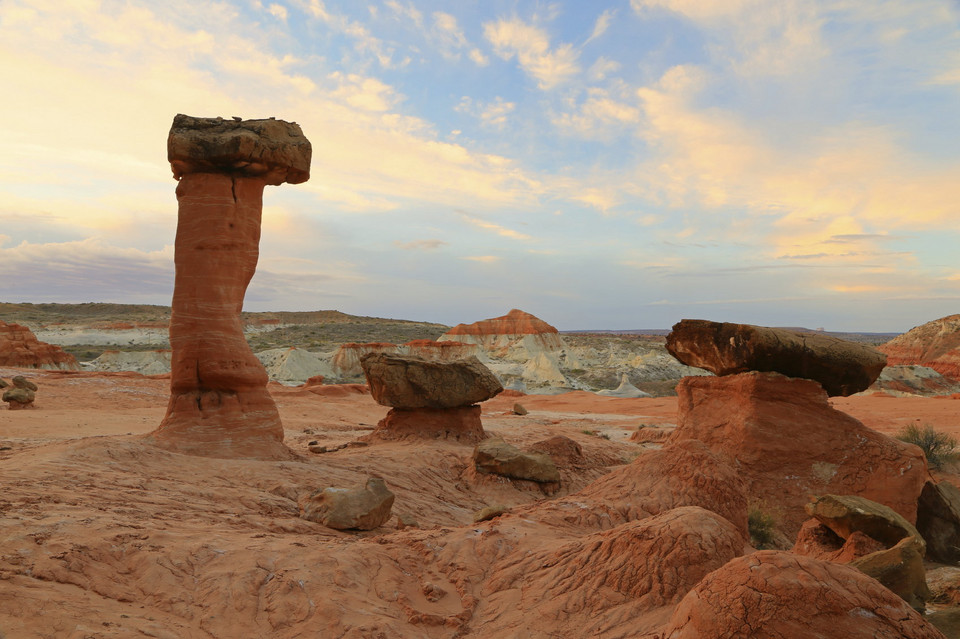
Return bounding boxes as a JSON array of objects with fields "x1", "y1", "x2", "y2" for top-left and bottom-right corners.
[{"x1": 2, "y1": 367, "x2": 959, "y2": 638}]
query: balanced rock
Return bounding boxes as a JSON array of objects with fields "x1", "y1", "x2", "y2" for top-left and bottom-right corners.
[
  {"x1": 361, "y1": 352, "x2": 502, "y2": 409},
  {"x1": 658, "y1": 551, "x2": 947, "y2": 638},
  {"x1": 666, "y1": 319, "x2": 886, "y2": 396},
  {"x1": 149, "y1": 114, "x2": 310, "y2": 460},
  {"x1": 806, "y1": 494, "x2": 924, "y2": 553},
  {"x1": 880, "y1": 314, "x2": 960, "y2": 380},
  {"x1": 672, "y1": 372, "x2": 927, "y2": 536},
  {"x1": 474, "y1": 437, "x2": 560, "y2": 483},
  {"x1": 917, "y1": 480, "x2": 960, "y2": 564},
  {"x1": 3, "y1": 387, "x2": 35, "y2": 409},
  {"x1": 851, "y1": 535, "x2": 930, "y2": 611},
  {"x1": 0, "y1": 321, "x2": 79, "y2": 370},
  {"x1": 298, "y1": 477, "x2": 395, "y2": 530}
]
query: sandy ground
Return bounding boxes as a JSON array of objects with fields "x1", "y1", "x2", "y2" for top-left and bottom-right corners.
[{"x1": 2, "y1": 367, "x2": 958, "y2": 638}]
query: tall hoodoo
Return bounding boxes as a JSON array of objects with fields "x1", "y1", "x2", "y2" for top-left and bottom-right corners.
[{"x1": 149, "y1": 114, "x2": 311, "y2": 459}]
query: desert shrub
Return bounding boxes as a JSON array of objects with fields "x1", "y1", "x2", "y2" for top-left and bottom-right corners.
[
  {"x1": 748, "y1": 508, "x2": 777, "y2": 549},
  {"x1": 896, "y1": 424, "x2": 957, "y2": 470}
]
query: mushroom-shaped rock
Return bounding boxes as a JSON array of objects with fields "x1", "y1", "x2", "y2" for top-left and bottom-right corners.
[
  {"x1": 917, "y1": 480, "x2": 960, "y2": 564},
  {"x1": 149, "y1": 114, "x2": 310, "y2": 460},
  {"x1": 666, "y1": 319, "x2": 886, "y2": 396},
  {"x1": 474, "y1": 437, "x2": 560, "y2": 483},
  {"x1": 368, "y1": 405, "x2": 486, "y2": 443},
  {"x1": 671, "y1": 372, "x2": 928, "y2": 537},
  {"x1": 851, "y1": 535, "x2": 930, "y2": 611},
  {"x1": 361, "y1": 352, "x2": 503, "y2": 409},
  {"x1": 298, "y1": 477, "x2": 395, "y2": 530},
  {"x1": 3, "y1": 387, "x2": 35, "y2": 409},
  {"x1": 11, "y1": 376, "x2": 38, "y2": 391},
  {"x1": 806, "y1": 494, "x2": 924, "y2": 553},
  {"x1": 659, "y1": 551, "x2": 947, "y2": 639}
]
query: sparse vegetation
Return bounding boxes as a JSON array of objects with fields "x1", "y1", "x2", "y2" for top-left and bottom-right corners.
[
  {"x1": 896, "y1": 424, "x2": 958, "y2": 470},
  {"x1": 748, "y1": 507, "x2": 778, "y2": 549}
]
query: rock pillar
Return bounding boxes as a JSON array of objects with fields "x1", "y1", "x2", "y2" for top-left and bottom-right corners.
[{"x1": 149, "y1": 114, "x2": 311, "y2": 459}]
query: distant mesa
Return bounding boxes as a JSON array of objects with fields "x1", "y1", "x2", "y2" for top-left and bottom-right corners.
[
  {"x1": 0, "y1": 320, "x2": 79, "y2": 370},
  {"x1": 442, "y1": 308, "x2": 559, "y2": 338},
  {"x1": 879, "y1": 314, "x2": 960, "y2": 381}
]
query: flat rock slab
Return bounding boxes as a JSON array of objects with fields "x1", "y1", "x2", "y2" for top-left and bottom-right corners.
[
  {"x1": 473, "y1": 438, "x2": 560, "y2": 483},
  {"x1": 806, "y1": 494, "x2": 923, "y2": 553},
  {"x1": 361, "y1": 352, "x2": 503, "y2": 409},
  {"x1": 666, "y1": 319, "x2": 886, "y2": 396},
  {"x1": 917, "y1": 480, "x2": 960, "y2": 564},
  {"x1": 168, "y1": 114, "x2": 311, "y2": 185}
]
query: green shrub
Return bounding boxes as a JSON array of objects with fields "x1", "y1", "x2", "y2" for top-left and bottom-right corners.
[
  {"x1": 896, "y1": 424, "x2": 958, "y2": 470},
  {"x1": 748, "y1": 508, "x2": 777, "y2": 549}
]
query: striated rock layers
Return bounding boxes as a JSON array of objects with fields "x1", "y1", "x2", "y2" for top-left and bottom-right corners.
[
  {"x1": 671, "y1": 372, "x2": 928, "y2": 536},
  {"x1": 666, "y1": 319, "x2": 886, "y2": 396},
  {"x1": 361, "y1": 352, "x2": 503, "y2": 442},
  {"x1": 880, "y1": 314, "x2": 960, "y2": 380},
  {"x1": 0, "y1": 320, "x2": 79, "y2": 370},
  {"x1": 149, "y1": 114, "x2": 310, "y2": 459}
]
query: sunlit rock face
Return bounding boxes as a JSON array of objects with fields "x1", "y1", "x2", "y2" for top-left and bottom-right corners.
[
  {"x1": 0, "y1": 320, "x2": 79, "y2": 370},
  {"x1": 149, "y1": 115, "x2": 310, "y2": 460},
  {"x1": 880, "y1": 314, "x2": 960, "y2": 381}
]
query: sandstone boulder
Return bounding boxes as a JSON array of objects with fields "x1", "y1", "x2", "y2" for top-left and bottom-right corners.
[
  {"x1": 361, "y1": 352, "x2": 502, "y2": 409},
  {"x1": 671, "y1": 372, "x2": 928, "y2": 536},
  {"x1": 666, "y1": 319, "x2": 886, "y2": 396},
  {"x1": 528, "y1": 435, "x2": 584, "y2": 465},
  {"x1": 0, "y1": 321, "x2": 79, "y2": 370},
  {"x1": 792, "y1": 519, "x2": 886, "y2": 563},
  {"x1": 658, "y1": 551, "x2": 947, "y2": 639},
  {"x1": 806, "y1": 494, "x2": 924, "y2": 553},
  {"x1": 917, "y1": 480, "x2": 960, "y2": 564},
  {"x1": 473, "y1": 438, "x2": 560, "y2": 483},
  {"x1": 298, "y1": 477, "x2": 394, "y2": 530},
  {"x1": 851, "y1": 535, "x2": 930, "y2": 611},
  {"x1": 12, "y1": 376, "x2": 38, "y2": 391}
]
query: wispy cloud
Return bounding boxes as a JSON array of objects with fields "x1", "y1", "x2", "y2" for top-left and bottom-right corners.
[
  {"x1": 394, "y1": 239, "x2": 448, "y2": 251},
  {"x1": 463, "y1": 255, "x2": 500, "y2": 263},
  {"x1": 585, "y1": 9, "x2": 616, "y2": 44},
  {"x1": 456, "y1": 96, "x2": 516, "y2": 128},
  {"x1": 460, "y1": 213, "x2": 532, "y2": 241},
  {"x1": 483, "y1": 17, "x2": 580, "y2": 89}
]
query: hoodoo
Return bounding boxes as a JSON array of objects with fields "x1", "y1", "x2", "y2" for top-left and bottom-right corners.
[{"x1": 148, "y1": 114, "x2": 311, "y2": 459}]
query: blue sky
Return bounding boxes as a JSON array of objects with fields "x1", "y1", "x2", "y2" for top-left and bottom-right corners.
[{"x1": 2, "y1": 0, "x2": 960, "y2": 331}]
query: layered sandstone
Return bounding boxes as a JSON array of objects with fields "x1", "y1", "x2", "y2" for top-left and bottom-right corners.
[
  {"x1": 880, "y1": 314, "x2": 960, "y2": 380},
  {"x1": 0, "y1": 321, "x2": 79, "y2": 370},
  {"x1": 671, "y1": 372, "x2": 928, "y2": 536},
  {"x1": 658, "y1": 551, "x2": 947, "y2": 638},
  {"x1": 149, "y1": 114, "x2": 310, "y2": 459},
  {"x1": 666, "y1": 319, "x2": 886, "y2": 396}
]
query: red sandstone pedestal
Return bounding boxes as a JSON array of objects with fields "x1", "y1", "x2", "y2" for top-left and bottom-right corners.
[{"x1": 148, "y1": 115, "x2": 311, "y2": 459}]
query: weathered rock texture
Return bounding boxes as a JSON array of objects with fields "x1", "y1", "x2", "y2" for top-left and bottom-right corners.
[
  {"x1": 0, "y1": 321, "x2": 79, "y2": 370},
  {"x1": 657, "y1": 551, "x2": 947, "y2": 638},
  {"x1": 3, "y1": 387, "x2": 35, "y2": 409},
  {"x1": 361, "y1": 352, "x2": 502, "y2": 409},
  {"x1": 368, "y1": 405, "x2": 486, "y2": 443},
  {"x1": 880, "y1": 314, "x2": 960, "y2": 380},
  {"x1": 917, "y1": 480, "x2": 960, "y2": 564},
  {"x1": 666, "y1": 319, "x2": 886, "y2": 396},
  {"x1": 298, "y1": 477, "x2": 395, "y2": 530},
  {"x1": 792, "y1": 519, "x2": 887, "y2": 563},
  {"x1": 150, "y1": 114, "x2": 310, "y2": 459},
  {"x1": 851, "y1": 535, "x2": 930, "y2": 611},
  {"x1": 671, "y1": 372, "x2": 928, "y2": 536}
]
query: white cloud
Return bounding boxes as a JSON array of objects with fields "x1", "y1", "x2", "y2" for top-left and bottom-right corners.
[
  {"x1": 469, "y1": 47, "x2": 489, "y2": 66},
  {"x1": 385, "y1": 0, "x2": 423, "y2": 28},
  {"x1": 483, "y1": 17, "x2": 580, "y2": 89},
  {"x1": 456, "y1": 96, "x2": 516, "y2": 129},
  {"x1": 588, "y1": 56, "x2": 620, "y2": 81},
  {"x1": 327, "y1": 72, "x2": 401, "y2": 111},
  {"x1": 268, "y1": 3, "x2": 289, "y2": 21},
  {"x1": 552, "y1": 87, "x2": 641, "y2": 139}
]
